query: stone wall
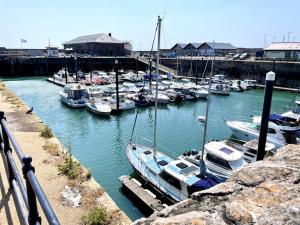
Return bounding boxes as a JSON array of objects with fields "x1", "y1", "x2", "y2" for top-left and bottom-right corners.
[{"x1": 133, "y1": 144, "x2": 300, "y2": 225}]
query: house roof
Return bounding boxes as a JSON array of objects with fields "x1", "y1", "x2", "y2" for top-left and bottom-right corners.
[
  {"x1": 184, "y1": 43, "x2": 202, "y2": 49},
  {"x1": 202, "y1": 42, "x2": 236, "y2": 50},
  {"x1": 264, "y1": 42, "x2": 300, "y2": 51},
  {"x1": 171, "y1": 43, "x2": 188, "y2": 49},
  {"x1": 64, "y1": 33, "x2": 123, "y2": 45}
]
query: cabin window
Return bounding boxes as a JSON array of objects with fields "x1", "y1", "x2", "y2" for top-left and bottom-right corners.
[
  {"x1": 158, "y1": 160, "x2": 168, "y2": 166},
  {"x1": 159, "y1": 171, "x2": 182, "y2": 190},
  {"x1": 143, "y1": 151, "x2": 151, "y2": 155},
  {"x1": 255, "y1": 125, "x2": 276, "y2": 134},
  {"x1": 206, "y1": 153, "x2": 232, "y2": 170}
]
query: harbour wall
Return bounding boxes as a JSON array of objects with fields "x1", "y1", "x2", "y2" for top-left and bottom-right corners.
[{"x1": 1, "y1": 56, "x2": 300, "y2": 88}]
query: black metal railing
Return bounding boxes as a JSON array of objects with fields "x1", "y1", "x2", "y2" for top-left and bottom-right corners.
[{"x1": 0, "y1": 111, "x2": 60, "y2": 225}]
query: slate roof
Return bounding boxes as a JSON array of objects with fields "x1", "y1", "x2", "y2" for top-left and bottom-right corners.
[
  {"x1": 171, "y1": 43, "x2": 188, "y2": 49},
  {"x1": 184, "y1": 43, "x2": 202, "y2": 49},
  {"x1": 65, "y1": 33, "x2": 123, "y2": 45},
  {"x1": 203, "y1": 42, "x2": 236, "y2": 50},
  {"x1": 264, "y1": 42, "x2": 300, "y2": 51}
]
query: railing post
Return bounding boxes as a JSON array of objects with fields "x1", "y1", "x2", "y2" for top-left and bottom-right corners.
[
  {"x1": 0, "y1": 111, "x2": 15, "y2": 187},
  {"x1": 22, "y1": 156, "x2": 41, "y2": 225}
]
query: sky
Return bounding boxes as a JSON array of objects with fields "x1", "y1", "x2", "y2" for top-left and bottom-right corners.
[{"x1": 0, "y1": 0, "x2": 299, "y2": 50}]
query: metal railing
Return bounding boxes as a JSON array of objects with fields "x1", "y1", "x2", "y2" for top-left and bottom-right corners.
[{"x1": 0, "y1": 111, "x2": 60, "y2": 225}]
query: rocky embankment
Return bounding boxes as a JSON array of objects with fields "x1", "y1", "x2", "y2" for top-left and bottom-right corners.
[{"x1": 134, "y1": 145, "x2": 300, "y2": 225}]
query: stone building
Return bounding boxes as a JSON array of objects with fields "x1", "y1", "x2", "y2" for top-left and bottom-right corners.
[
  {"x1": 198, "y1": 42, "x2": 237, "y2": 56},
  {"x1": 264, "y1": 42, "x2": 300, "y2": 59},
  {"x1": 63, "y1": 33, "x2": 130, "y2": 56}
]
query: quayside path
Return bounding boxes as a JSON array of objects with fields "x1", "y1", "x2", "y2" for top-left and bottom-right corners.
[{"x1": 0, "y1": 81, "x2": 131, "y2": 225}]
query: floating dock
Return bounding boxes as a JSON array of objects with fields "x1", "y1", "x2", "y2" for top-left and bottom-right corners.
[
  {"x1": 119, "y1": 175, "x2": 166, "y2": 215},
  {"x1": 46, "y1": 77, "x2": 66, "y2": 87}
]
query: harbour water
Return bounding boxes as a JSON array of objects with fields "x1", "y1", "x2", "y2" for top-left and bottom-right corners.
[{"x1": 3, "y1": 77, "x2": 296, "y2": 220}]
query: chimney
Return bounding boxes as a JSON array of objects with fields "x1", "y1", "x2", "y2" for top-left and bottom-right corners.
[{"x1": 108, "y1": 33, "x2": 111, "y2": 37}]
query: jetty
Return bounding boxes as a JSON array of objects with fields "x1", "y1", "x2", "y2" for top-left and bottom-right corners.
[{"x1": 119, "y1": 175, "x2": 166, "y2": 215}]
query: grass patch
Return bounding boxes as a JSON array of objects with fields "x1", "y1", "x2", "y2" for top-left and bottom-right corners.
[
  {"x1": 82, "y1": 207, "x2": 109, "y2": 225},
  {"x1": 58, "y1": 155, "x2": 82, "y2": 180},
  {"x1": 43, "y1": 141, "x2": 60, "y2": 156},
  {"x1": 40, "y1": 125, "x2": 53, "y2": 138}
]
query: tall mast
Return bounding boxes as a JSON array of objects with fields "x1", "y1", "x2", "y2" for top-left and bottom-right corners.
[
  {"x1": 153, "y1": 15, "x2": 162, "y2": 158},
  {"x1": 199, "y1": 41, "x2": 215, "y2": 176}
]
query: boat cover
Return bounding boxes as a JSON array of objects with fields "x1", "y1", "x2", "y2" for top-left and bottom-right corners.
[
  {"x1": 292, "y1": 129, "x2": 300, "y2": 138},
  {"x1": 191, "y1": 174, "x2": 225, "y2": 191},
  {"x1": 269, "y1": 114, "x2": 296, "y2": 123}
]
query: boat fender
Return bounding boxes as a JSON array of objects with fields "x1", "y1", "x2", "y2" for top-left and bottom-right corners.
[
  {"x1": 187, "y1": 151, "x2": 191, "y2": 156},
  {"x1": 183, "y1": 151, "x2": 187, "y2": 156},
  {"x1": 192, "y1": 150, "x2": 198, "y2": 155}
]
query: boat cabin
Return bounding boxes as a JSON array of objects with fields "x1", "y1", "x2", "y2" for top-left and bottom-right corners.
[{"x1": 63, "y1": 84, "x2": 88, "y2": 100}]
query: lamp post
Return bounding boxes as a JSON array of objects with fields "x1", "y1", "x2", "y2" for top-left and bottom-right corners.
[{"x1": 257, "y1": 71, "x2": 275, "y2": 161}]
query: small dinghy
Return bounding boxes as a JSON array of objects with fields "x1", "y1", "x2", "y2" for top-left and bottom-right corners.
[{"x1": 197, "y1": 116, "x2": 206, "y2": 122}]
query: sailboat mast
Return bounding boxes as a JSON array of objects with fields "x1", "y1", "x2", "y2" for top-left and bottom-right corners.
[
  {"x1": 153, "y1": 15, "x2": 162, "y2": 158},
  {"x1": 200, "y1": 42, "x2": 215, "y2": 175}
]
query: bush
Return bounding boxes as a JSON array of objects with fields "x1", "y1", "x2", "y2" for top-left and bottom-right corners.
[
  {"x1": 43, "y1": 142, "x2": 59, "y2": 156},
  {"x1": 86, "y1": 169, "x2": 92, "y2": 180},
  {"x1": 82, "y1": 207, "x2": 109, "y2": 225},
  {"x1": 40, "y1": 126, "x2": 53, "y2": 138},
  {"x1": 58, "y1": 156, "x2": 81, "y2": 179}
]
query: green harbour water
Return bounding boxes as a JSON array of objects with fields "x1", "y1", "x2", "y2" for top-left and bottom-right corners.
[{"x1": 3, "y1": 77, "x2": 297, "y2": 220}]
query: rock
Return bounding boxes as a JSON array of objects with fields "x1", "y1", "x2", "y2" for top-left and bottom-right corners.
[{"x1": 133, "y1": 145, "x2": 300, "y2": 225}]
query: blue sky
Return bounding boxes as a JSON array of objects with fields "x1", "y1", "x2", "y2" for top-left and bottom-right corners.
[{"x1": 0, "y1": 0, "x2": 299, "y2": 50}]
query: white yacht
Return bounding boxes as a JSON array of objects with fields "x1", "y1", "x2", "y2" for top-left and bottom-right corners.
[
  {"x1": 104, "y1": 94, "x2": 135, "y2": 111},
  {"x1": 102, "y1": 84, "x2": 125, "y2": 96},
  {"x1": 147, "y1": 92, "x2": 170, "y2": 104},
  {"x1": 86, "y1": 100, "x2": 111, "y2": 116},
  {"x1": 226, "y1": 114, "x2": 300, "y2": 149},
  {"x1": 86, "y1": 85, "x2": 103, "y2": 98},
  {"x1": 178, "y1": 141, "x2": 247, "y2": 178},
  {"x1": 241, "y1": 80, "x2": 258, "y2": 89},
  {"x1": 210, "y1": 83, "x2": 230, "y2": 95},
  {"x1": 59, "y1": 84, "x2": 88, "y2": 108},
  {"x1": 123, "y1": 82, "x2": 140, "y2": 93},
  {"x1": 54, "y1": 69, "x2": 69, "y2": 83}
]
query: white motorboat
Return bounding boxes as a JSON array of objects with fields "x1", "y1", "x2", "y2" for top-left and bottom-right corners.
[
  {"x1": 210, "y1": 83, "x2": 230, "y2": 95},
  {"x1": 105, "y1": 94, "x2": 135, "y2": 111},
  {"x1": 197, "y1": 116, "x2": 206, "y2": 122},
  {"x1": 102, "y1": 84, "x2": 125, "y2": 96},
  {"x1": 147, "y1": 92, "x2": 170, "y2": 104},
  {"x1": 123, "y1": 82, "x2": 140, "y2": 93},
  {"x1": 87, "y1": 85, "x2": 103, "y2": 98},
  {"x1": 86, "y1": 100, "x2": 111, "y2": 116},
  {"x1": 241, "y1": 80, "x2": 258, "y2": 89},
  {"x1": 178, "y1": 141, "x2": 247, "y2": 178},
  {"x1": 59, "y1": 84, "x2": 88, "y2": 108},
  {"x1": 226, "y1": 114, "x2": 300, "y2": 150},
  {"x1": 53, "y1": 69, "x2": 69, "y2": 83}
]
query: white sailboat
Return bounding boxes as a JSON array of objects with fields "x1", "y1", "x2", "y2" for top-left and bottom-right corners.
[{"x1": 126, "y1": 16, "x2": 220, "y2": 203}]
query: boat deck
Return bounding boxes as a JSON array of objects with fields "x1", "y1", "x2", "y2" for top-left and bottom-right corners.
[{"x1": 119, "y1": 175, "x2": 165, "y2": 213}]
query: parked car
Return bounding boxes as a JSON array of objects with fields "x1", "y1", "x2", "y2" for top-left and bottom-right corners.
[{"x1": 239, "y1": 53, "x2": 250, "y2": 60}]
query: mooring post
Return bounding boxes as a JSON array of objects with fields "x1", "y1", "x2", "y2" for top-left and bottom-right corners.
[
  {"x1": 0, "y1": 112, "x2": 15, "y2": 186},
  {"x1": 75, "y1": 54, "x2": 78, "y2": 83},
  {"x1": 149, "y1": 59, "x2": 152, "y2": 89},
  {"x1": 64, "y1": 57, "x2": 68, "y2": 84},
  {"x1": 257, "y1": 71, "x2": 276, "y2": 161},
  {"x1": 136, "y1": 56, "x2": 139, "y2": 79},
  {"x1": 89, "y1": 56, "x2": 92, "y2": 84},
  {"x1": 22, "y1": 156, "x2": 41, "y2": 225},
  {"x1": 115, "y1": 59, "x2": 120, "y2": 112}
]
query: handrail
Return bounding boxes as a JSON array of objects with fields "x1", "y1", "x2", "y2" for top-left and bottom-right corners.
[{"x1": 0, "y1": 111, "x2": 60, "y2": 225}]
